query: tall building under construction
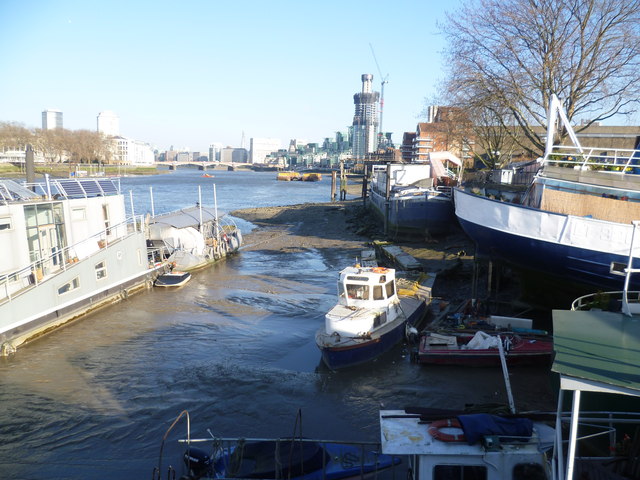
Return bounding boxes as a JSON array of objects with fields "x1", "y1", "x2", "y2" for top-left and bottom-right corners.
[{"x1": 351, "y1": 74, "x2": 380, "y2": 159}]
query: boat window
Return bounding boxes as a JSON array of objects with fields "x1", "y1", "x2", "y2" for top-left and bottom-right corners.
[
  {"x1": 0, "y1": 217, "x2": 11, "y2": 231},
  {"x1": 373, "y1": 285, "x2": 384, "y2": 300},
  {"x1": 373, "y1": 311, "x2": 387, "y2": 328},
  {"x1": 71, "y1": 207, "x2": 86, "y2": 221},
  {"x1": 513, "y1": 463, "x2": 547, "y2": 479},
  {"x1": 610, "y1": 261, "x2": 627, "y2": 276},
  {"x1": 347, "y1": 284, "x2": 369, "y2": 300},
  {"x1": 385, "y1": 281, "x2": 395, "y2": 298},
  {"x1": 58, "y1": 277, "x2": 80, "y2": 295},
  {"x1": 95, "y1": 261, "x2": 107, "y2": 280},
  {"x1": 338, "y1": 282, "x2": 346, "y2": 299},
  {"x1": 433, "y1": 465, "x2": 487, "y2": 479}
]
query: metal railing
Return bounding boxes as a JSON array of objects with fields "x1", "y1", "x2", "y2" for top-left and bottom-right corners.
[{"x1": 543, "y1": 145, "x2": 640, "y2": 173}]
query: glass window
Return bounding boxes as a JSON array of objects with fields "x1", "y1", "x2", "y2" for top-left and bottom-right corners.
[
  {"x1": 373, "y1": 285, "x2": 384, "y2": 300},
  {"x1": 373, "y1": 311, "x2": 387, "y2": 328},
  {"x1": 346, "y1": 284, "x2": 369, "y2": 300},
  {"x1": 71, "y1": 207, "x2": 86, "y2": 221},
  {"x1": 385, "y1": 280, "x2": 395, "y2": 298},
  {"x1": 0, "y1": 217, "x2": 11, "y2": 231},
  {"x1": 58, "y1": 277, "x2": 80, "y2": 295},
  {"x1": 95, "y1": 261, "x2": 107, "y2": 280},
  {"x1": 434, "y1": 465, "x2": 487, "y2": 480}
]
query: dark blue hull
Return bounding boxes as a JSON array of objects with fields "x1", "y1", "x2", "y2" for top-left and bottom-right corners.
[
  {"x1": 457, "y1": 217, "x2": 639, "y2": 292},
  {"x1": 211, "y1": 440, "x2": 399, "y2": 480},
  {"x1": 369, "y1": 190, "x2": 455, "y2": 236},
  {"x1": 320, "y1": 299, "x2": 427, "y2": 370}
]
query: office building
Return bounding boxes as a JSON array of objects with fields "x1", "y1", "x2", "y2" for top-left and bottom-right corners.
[
  {"x1": 250, "y1": 138, "x2": 281, "y2": 163},
  {"x1": 42, "y1": 109, "x2": 63, "y2": 130},
  {"x1": 351, "y1": 74, "x2": 380, "y2": 159}
]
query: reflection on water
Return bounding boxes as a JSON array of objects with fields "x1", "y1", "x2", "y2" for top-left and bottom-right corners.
[{"x1": 0, "y1": 170, "x2": 557, "y2": 479}]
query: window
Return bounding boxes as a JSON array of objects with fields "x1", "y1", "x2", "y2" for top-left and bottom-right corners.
[
  {"x1": 71, "y1": 207, "x2": 86, "y2": 221},
  {"x1": 95, "y1": 261, "x2": 107, "y2": 280},
  {"x1": 373, "y1": 285, "x2": 384, "y2": 300},
  {"x1": 434, "y1": 465, "x2": 487, "y2": 480},
  {"x1": 385, "y1": 280, "x2": 395, "y2": 298},
  {"x1": 346, "y1": 284, "x2": 369, "y2": 300},
  {"x1": 58, "y1": 277, "x2": 80, "y2": 295},
  {"x1": 0, "y1": 217, "x2": 11, "y2": 231},
  {"x1": 373, "y1": 311, "x2": 387, "y2": 328}
]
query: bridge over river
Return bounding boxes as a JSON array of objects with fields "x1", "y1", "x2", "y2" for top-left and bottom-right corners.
[{"x1": 156, "y1": 161, "x2": 253, "y2": 171}]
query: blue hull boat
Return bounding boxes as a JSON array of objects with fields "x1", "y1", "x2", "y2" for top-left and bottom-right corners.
[
  {"x1": 316, "y1": 265, "x2": 429, "y2": 370},
  {"x1": 454, "y1": 95, "x2": 640, "y2": 293},
  {"x1": 203, "y1": 439, "x2": 399, "y2": 480}
]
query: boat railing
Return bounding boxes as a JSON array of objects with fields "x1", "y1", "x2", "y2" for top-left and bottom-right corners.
[
  {"x1": 543, "y1": 144, "x2": 640, "y2": 174},
  {"x1": 0, "y1": 214, "x2": 160, "y2": 305},
  {"x1": 571, "y1": 290, "x2": 640, "y2": 313}
]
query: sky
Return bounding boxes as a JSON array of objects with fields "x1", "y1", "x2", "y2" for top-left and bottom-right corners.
[{"x1": 0, "y1": 0, "x2": 459, "y2": 153}]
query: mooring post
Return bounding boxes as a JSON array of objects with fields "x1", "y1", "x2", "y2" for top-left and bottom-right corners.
[{"x1": 331, "y1": 171, "x2": 337, "y2": 202}]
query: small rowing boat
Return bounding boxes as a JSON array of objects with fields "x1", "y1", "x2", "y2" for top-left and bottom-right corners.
[{"x1": 154, "y1": 271, "x2": 191, "y2": 287}]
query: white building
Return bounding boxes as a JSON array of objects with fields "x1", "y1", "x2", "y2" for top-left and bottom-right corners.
[
  {"x1": 112, "y1": 137, "x2": 154, "y2": 165},
  {"x1": 97, "y1": 111, "x2": 120, "y2": 137},
  {"x1": 42, "y1": 109, "x2": 63, "y2": 130},
  {"x1": 250, "y1": 138, "x2": 281, "y2": 164}
]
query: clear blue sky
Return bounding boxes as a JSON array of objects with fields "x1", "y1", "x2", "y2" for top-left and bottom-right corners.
[{"x1": 0, "y1": 0, "x2": 457, "y2": 152}]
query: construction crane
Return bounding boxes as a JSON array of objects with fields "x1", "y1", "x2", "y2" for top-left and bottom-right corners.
[{"x1": 369, "y1": 43, "x2": 389, "y2": 149}]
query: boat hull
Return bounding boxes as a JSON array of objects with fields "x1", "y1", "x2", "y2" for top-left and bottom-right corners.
[
  {"x1": 417, "y1": 348, "x2": 553, "y2": 367},
  {"x1": 417, "y1": 332, "x2": 553, "y2": 367},
  {"x1": 454, "y1": 187, "x2": 640, "y2": 291},
  {"x1": 154, "y1": 271, "x2": 191, "y2": 287},
  {"x1": 211, "y1": 440, "x2": 399, "y2": 480},
  {"x1": 317, "y1": 297, "x2": 427, "y2": 370},
  {"x1": 369, "y1": 188, "x2": 455, "y2": 237}
]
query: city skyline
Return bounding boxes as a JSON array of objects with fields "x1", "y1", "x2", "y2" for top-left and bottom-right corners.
[{"x1": 0, "y1": 0, "x2": 456, "y2": 152}]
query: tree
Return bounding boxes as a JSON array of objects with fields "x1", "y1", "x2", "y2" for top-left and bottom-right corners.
[{"x1": 440, "y1": 0, "x2": 640, "y2": 155}]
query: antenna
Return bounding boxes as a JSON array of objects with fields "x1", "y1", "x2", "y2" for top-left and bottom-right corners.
[{"x1": 369, "y1": 43, "x2": 389, "y2": 148}]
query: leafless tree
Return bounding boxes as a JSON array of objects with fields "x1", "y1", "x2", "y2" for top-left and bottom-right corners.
[
  {"x1": 440, "y1": 0, "x2": 640, "y2": 155},
  {"x1": 0, "y1": 122, "x2": 33, "y2": 151}
]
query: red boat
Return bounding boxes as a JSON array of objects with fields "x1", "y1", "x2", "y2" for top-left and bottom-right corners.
[{"x1": 417, "y1": 330, "x2": 553, "y2": 367}]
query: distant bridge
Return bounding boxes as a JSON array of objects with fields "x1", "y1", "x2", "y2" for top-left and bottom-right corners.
[{"x1": 155, "y1": 161, "x2": 252, "y2": 171}]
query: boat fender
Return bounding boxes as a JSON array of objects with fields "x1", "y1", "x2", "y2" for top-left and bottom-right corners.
[
  {"x1": 428, "y1": 418, "x2": 466, "y2": 442},
  {"x1": 372, "y1": 267, "x2": 388, "y2": 273}
]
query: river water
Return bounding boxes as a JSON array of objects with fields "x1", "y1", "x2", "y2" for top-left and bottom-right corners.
[{"x1": 0, "y1": 168, "x2": 556, "y2": 479}]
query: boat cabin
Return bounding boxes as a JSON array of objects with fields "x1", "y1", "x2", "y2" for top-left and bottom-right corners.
[
  {"x1": 380, "y1": 411, "x2": 552, "y2": 480},
  {"x1": 336, "y1": 266, "x2": 398, "y2": 308}
]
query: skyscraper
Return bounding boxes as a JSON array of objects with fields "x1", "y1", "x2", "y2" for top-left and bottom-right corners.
[
  {"x1": 351, "y1": 74, "x2": 380, "y2": 159},
  {"x1": 42, "y1": 109, "x2": 63, "y2": 130}
]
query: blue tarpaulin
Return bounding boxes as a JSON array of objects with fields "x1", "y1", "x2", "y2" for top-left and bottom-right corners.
[{"x1": 457, "y1": 414, "x2": 533, "y2": 445}]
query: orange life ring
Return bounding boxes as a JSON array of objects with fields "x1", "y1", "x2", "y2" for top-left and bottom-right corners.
[
  {"x1": 428, "y1": 418, "x2": 466, "y2": 442},
  {"x1": 372, "y1": 267, "x2": 388, "y2": 273}
]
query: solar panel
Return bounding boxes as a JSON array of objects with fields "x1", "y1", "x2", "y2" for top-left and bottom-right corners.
[
  {"x1": 97, "y1": 179, "x2": 119, "y2": 195},
  {"x1": 0, "y1": 180, "x2": 41, "y2": 202},
  {"x1": 56, "y1": 179, "x2": 87, "y2": 198}
]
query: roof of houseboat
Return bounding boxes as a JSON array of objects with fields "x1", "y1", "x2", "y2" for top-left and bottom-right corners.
[{"x1": 552, "y1": 308, "x2": 640, "y2": 396}]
